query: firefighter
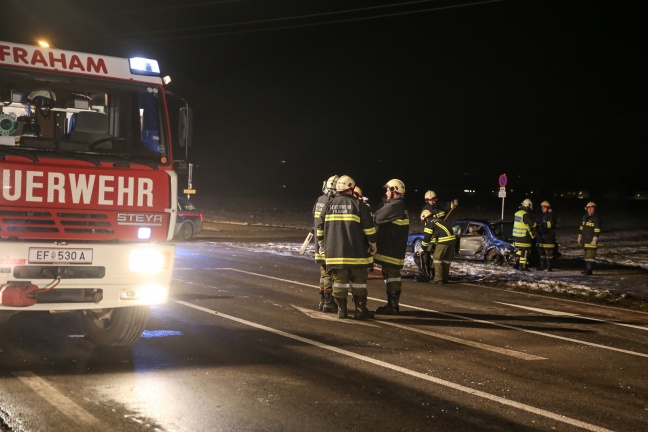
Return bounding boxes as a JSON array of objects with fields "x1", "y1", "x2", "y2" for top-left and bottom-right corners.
[
  {"x1": 577, "y1": 201, "x2": 601, "y2": 275},
  {"x1": 312, "y1": 175, "x2": 339, "y2": 313},
  {"x1": 418, "y1": 210, "x2": 457, "y2": 284},
  {"x1": 415, "y1": 190, "x2": 458, "y2": 281},
  {"x1": 537, "y1": 200, "x2": 557, "y2": 271},
  {"x1": 316, "y1": 175, "x2": 376, "y2": 319},
  {"x1": 373, "y1": 179, "x2": 410, "y2": 315},
  {"x1": 512, "y1": 198, "x2": 537, "y2": 271}
]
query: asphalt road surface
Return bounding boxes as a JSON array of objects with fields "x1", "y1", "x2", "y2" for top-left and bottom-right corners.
[{"x1": 1, "y1": 230, "x2": 647, "y2": 431}]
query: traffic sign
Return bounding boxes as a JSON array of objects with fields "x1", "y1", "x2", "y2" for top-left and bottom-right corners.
[{"x1": 498, "y1": 174, "x2": 508, "y2": 187}]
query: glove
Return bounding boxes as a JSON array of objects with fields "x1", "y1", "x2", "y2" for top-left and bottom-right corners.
[
  {"x1": 318, "y1": 240, "x2": 325, "y2": 255},
  {"x1": 452, "y1": 199, "x2": 459, "y2": 209},
  {"x1": 577, "y1": 234, "x2": 582, "y2": 245},
  {"x1": 591, "y1": 237, "x2": 598, "y2": 246},
  {"x1": 368, "y1": 242, "x2": 377, "y2": 256}
]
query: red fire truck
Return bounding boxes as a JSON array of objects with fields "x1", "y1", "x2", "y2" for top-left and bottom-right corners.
[{"x1": 0, "y1": 41, "x2": 191, "y2": 346}]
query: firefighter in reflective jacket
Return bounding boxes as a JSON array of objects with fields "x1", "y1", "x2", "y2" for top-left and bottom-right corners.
[
  {"x1": 577, "y1": 201, "x2": 601, "y2": 275},
  {"x1": 512, "y1": 199, "x2": 537, "y2": 271},
  {"x1": 316, "y1": 175, "x2": 377, "y2": 320},
  {"x1": 418, "y1": 210, "x2": 457, "y2": 284},
  {"x1": 373, "y1": 179, "x2": 410, "y2": 315},
  {"x1": 537, "y1": 200, "x2": 557, "y2": 271},
  {"x1": 312, "y1": 175, "x2": 339, "y2": 313}
]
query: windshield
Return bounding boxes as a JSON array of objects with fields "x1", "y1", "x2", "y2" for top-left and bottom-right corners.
[{"x1": 0, "y1": 68, "x2": 169, "y2": 165}]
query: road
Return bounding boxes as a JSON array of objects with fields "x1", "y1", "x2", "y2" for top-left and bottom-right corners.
[{"x1": 1, "y1": 235, "x2": 647, "y2": 431}]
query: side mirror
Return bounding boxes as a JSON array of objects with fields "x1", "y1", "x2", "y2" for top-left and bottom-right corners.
[{"x1": 179, "y1": 106, "x2": 193, "y2": 148}]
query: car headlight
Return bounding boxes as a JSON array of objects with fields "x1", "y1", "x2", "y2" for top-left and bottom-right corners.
[{"x1": 129, "y1": 248, "x2": 170, "y2": 273}]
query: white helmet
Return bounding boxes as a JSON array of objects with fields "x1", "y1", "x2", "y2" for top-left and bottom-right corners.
[
  {"x1": 354, "y1": 186, "x2": 363, "y2": 198},
  {"x1": 322, "y1": 175, "x2": 339, "y2": 195},
  {"x1": 540, "y1": 200, "x2": 551, "y2": 208},
  {"x1": 385, "y1": 179, "x2": 405, "y2": 195},
  {"x1": 521, "y1": 198, "x2": 533, "y2": 210},
  {"x1": 585, "y1": 201, "x2": 597, "y2": 209},
  {"x1": 27, "y1": 88, "x2": 56, "y2": 119},
  {"x1": 424, "y1": 190, "x2": 437, "y2": 200},
  {"x1": 420, "y1": 209, "x2": 432, "y2": 220},
  {"x1": 336, "y1": 175, "x2": 355, "y2": 192}
]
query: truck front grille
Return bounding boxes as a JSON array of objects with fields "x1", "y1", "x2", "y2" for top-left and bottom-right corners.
[{"x1": 0, "y1": 210, "x2": 115, "y2": 238}]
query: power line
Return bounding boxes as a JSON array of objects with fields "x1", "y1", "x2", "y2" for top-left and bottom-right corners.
[{"x1": 86, "y1": 0, "x2": 505, "y2": 45}]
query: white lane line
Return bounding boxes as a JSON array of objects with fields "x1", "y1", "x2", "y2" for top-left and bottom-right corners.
[
  {"x1": 175, "y1": 300, "x2": 614, "y2": 432},
  {"x1": 496, "y1": 302, "x2": 648, "y2": 331},
  {"x1": 378, "y1": 319, "x2": 545, "y2": 360},
  {"x1": 291, "y1": 305, "x2": 379, "y2": 327},
  {"x1": 181, "y1": 267, "x2": 648, "y2": 359},
  {"x1": 12, "y1": 371, "x2": 99, "y2": 426},
  {"x1": 292, "y1": 305, "x2": 543, "y2": 360},
  {"x1": 403, "y1": 303, "x2": 648, "y2": 359}
]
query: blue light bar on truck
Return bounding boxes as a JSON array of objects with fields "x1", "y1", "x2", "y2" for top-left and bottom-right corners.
[{"x1": 129, "y1": 57, "x2": 161, "y2": 76}]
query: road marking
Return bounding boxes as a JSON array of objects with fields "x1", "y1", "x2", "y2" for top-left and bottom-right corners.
[
  {"x1": 496, "y1": 302, "x2": 648, "y2": 331},
  {"x1": 378, "y1": 319, "x2": 545, "y2": 360},
  {"x1": 12, "y1": 371, "x2": 99, "y2": 426},
  {"x1": 291, "y1": 305, "x2": 379, "y2": 326},
  {"x1": 185, "y1": 267, "x2": 648, "y2": 359},
  {"x1": 175, "y1": 300, "x2": 614, "y2": 432}
]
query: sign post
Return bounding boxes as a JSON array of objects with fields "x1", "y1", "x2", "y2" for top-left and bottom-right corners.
[{"x1": 498, "y1": 174, "x2": 507, "y2": 220}]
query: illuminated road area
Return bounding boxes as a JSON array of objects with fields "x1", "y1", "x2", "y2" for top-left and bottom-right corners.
[{"x1": 1, "y1": 242, "x2": 647, "y2": 432}]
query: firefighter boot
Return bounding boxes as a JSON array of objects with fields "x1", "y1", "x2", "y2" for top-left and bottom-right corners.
[
  {"x1": 513, "y1": 255, "x2": 520, "y2": 270},
  {"x1": 353, "y1": 295, "x2": 374, "y2": 320},
  {"x1": 375, "y1": 291, "x2": 399, "y2": 315},
  {"x1": 335, "y1": 296, "x2": 348, "y2": 319},
  {"x1": 442, "y1": 263, "x2": 451, "y2": 284},
  {"x1": 433, "y1": 262, "x2": 444, "y2": 284},
  {"x1": 318, "y1": 289, "x2": 325, "y2": 311},
  {"x1": 539, "y1": 257, "x2": 547, "y2": 271},
  {"x1": 546, "y1": 258, "x2": 553, "y2": 272},
  {"x1": 321, "y1": 291, "x2": 338, "y2": 313},
  {"x1": 583, "y1": 261, "x2": 593, "y2": 275}
]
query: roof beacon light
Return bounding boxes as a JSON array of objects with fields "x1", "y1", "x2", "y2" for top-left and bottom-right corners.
[{"x1": 129, "y1": 57, "x2": 161, "y2": 76}]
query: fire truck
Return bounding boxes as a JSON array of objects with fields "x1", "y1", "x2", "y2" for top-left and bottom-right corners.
[{"x1": 0, "y1": 41, "x2": 191, "y2": 346}]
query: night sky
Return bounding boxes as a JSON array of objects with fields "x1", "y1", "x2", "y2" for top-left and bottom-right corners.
[{"x1": 3, "y1": 0, "x2": 647, "y2": 201}]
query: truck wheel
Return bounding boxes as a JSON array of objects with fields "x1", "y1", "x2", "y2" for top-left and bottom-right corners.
[
  {"x1": 82, "y1": 306, "x2": 150, "y2": 346},
  {"x1": 177, "y1": 222, "x2": 194, "y2": 240}
]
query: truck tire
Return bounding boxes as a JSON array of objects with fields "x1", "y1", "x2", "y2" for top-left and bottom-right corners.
[{"x1": 82, "y1": 306, "x2": 150, "y2": 346}]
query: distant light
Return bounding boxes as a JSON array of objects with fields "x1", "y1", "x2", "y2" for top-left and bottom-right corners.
[
  {"x1": 37, "y1": 40, "x2": 49, "y2": 48},
  {"x1": 163, "y1": 75, "x2": 172, "y2": 85},
  {"x1": 129, "y1": 57, "x2": 161, "y2": 76}
]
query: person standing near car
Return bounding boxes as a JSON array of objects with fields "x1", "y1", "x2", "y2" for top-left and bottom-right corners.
[
  {"x1": 577, "y1": 201, "x2": 601, "y2": 275},
  {"x1": 512, "y1": 198, "x2": 537, "y2": 271},
  {"x1": 317, "y1": 175, "x2": 376, "y2": 319},
  {"x1": 373, "y1": 179, "x2": 409, "y2": 315},
  {"x1": 414, "y1": 190, "x2": 458, "y2": 282},
  {"x1": 537, "y1": 200, "x2": 558, "y2": 271},
  {"x1": 312, "y1": 175, "x2": 338, "y2": 313},
  {"x1": 419, "y1": 210, "x2": 457, "y2": 284}
]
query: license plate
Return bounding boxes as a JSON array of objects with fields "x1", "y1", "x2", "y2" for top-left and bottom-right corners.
[{"x1": 28, "y1": 248, "x2": 93, "y2": 264}]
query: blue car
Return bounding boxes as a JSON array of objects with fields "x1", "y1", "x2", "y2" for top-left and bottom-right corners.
[{"x1": 407, "y1": 219, "x2": 517, "y2": 266}]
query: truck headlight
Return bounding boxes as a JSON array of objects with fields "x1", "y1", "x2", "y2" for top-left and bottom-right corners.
[{"x1": 129, "y1": 248, "x2": 169, "y2": 273}]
